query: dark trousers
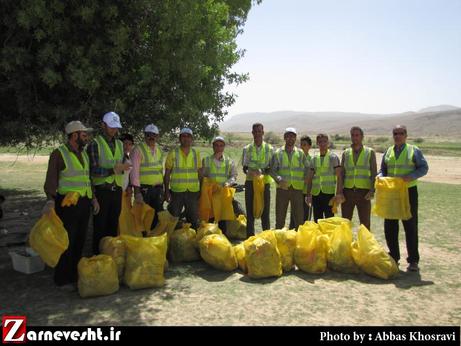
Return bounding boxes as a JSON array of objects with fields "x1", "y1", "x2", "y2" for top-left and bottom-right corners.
[
  {"x1": 54, "y1": 194, "x2": 91, "y2": 286},
  {"x1": 245, "y1": 181, "x2": 271, "y2": 237},
  {"x1": 140, "y1": 184, "x2": 164, "y2": 229},
  {"x1": 384, "y1": 186, "x2": 419, "y2": 264},
  {"x1": 289, "y1": 193, "x2": 310, "y2": 229},
  {"x1": 93, "y1": 187, "x2": 122, "y2": 254},
  {"x1": 341, "y1": 188, "x2": 371, "y2": 230},
  {"x1": 312, "y1": 192, "x2": 334, "y2": 222},
  {"x1": 276, "y1": 187, "x2": 305, "y2": 230},
  {"x1": 168, "y1": 191, "x2": 200, "y2": 229}
]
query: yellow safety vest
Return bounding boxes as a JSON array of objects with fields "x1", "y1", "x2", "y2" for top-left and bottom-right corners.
[
  {"x1": 242, "y1": 141, "x2": 274, "y2": 184},
  {"x1": 311, "y1": 150, "x2": 337, "y2": 196},
  {"x1": 204, "y1": 155, "x2": 231, "y2": 185},
  {"x1": 344, "y1": 146, "x2": 372, "y2": 189},
  {"x1": 170, "y1": 147, "x2": 200, "y2": 192},
  {"x1": 92, "y1": 135, "x2": 123, "y2": 187},
  {"x1": 57, "y1": 145, "x2": 93, "y2": 198},
  {"x1": 384, "y1": 144, "x2": 417, "y2": 188},
  {"x1": 275, "y1": 146, "x2": 305, "y2": 191},
  {"x1": 138, "y1": 142, "x2": 163, "y2": 186}
]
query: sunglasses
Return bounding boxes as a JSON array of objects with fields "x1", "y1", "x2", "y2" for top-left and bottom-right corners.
[{"x1": 393, "y1": 132, "x2": 405, "y2": 136}]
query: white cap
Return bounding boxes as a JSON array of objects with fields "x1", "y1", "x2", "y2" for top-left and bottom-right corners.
[
  {"x1": 284, "y1": 127, "x2": 297, "y2": 135},
  {"x1": 144, "y1": 124, "x2": 159, "y2": 134},
  {"x1": 102, "y1": 112, "x2": 122, "y2": 129},
  {"x1": 65, "y1": 121, "x2": 93, "y2": 135},
  {"x1": 212, "y1": 136, "x2": 225, "y2": 144},
  {"x1": 179, "y1": 127, "x2": 193, "y2": 136}
]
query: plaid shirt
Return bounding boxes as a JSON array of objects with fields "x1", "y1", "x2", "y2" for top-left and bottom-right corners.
[{"x1": 86, "y1": 134, "x2": 116, "y2": 178}]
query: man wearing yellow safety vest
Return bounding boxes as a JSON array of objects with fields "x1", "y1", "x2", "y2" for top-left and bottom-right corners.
[
  {"x1": 242, "y1": 123, "x2": 275, "y2": 237},
  {"x1": 378, "y1": 125, "x2": 428, "y2": 272},
  {"x1": 339, "y1": 126, "x2": 377, "y2": 230},
  {"x1": 270, "y1": 128, "x2": 310, "y2": 230},
  {"x1": 87, "y1": 112, "x2": 131, "y2": 254},
  {"x1": 43, "y1": 121, "x2": 96, "y2": 290},
  {"x1": 130, "y1": 124, "x2": 164, "y2": 231},
  {"x1": 202, "y1": 136, "x2": 243, "y2": 232},
  {"x1": 306, "y1": 134, "x2": 343, "y2": 222},
  {"x1": 164, "y1": 127, "x2": 202, "y2": 229}
]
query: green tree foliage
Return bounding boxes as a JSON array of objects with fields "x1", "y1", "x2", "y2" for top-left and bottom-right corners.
[{"x1": 0, "y1": 0, "x2": 260, "y2": 147}]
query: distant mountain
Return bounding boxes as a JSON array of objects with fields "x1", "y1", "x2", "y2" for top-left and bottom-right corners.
[
  {"x1": 220, "y1": 107, "x2": 461, "y2": 137},
  {"x1": 418, "y1": 105, "x2": 460, "y2": 113}
]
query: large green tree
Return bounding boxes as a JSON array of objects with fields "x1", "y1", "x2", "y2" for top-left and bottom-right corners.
[{"x1": 0, "y1": 0, "x2": 259, "y2": 147}]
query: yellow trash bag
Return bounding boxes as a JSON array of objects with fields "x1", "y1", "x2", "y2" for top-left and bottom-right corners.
[
  {"x1": 99, "y1": 236, "x2": 126, "y2": 280},
  {"x1": 131, "y1": 202, "x2": 155, "y2": 233},
  {"x1": 78, "y1": 255, "x2": 119, "y2": 298},
  {"x1": 373, "y1": 177, "x2": 411, "y2": 220},
  {"x1": 244, "y1": 230, "x2": 282, "y2": 279},
  {"x1": 199, "y1": 234, "x2": 238, "y2": 271},
  {"x1": 199, "y1": 178, "x2": 219, "y2": 221},
  {"x1": 318, "y1": 217, "x2": 352, "y2": 240},
  {"x1": 61, "y1": 191, "x2": 80, "y2": 207},
  {"x1": 196, "y1": 222, "x2": 222, "y2": 246},
  {"x1": 212, "y1": 186, "x2": 236, "y2": 222},
  {"x1": 351, "y1": 225, "x2": 399, "y2": 279},
  {"x1": 294, "y1": 222, "x2": 329, "y2": 274},
  {"x1": 150, "y1": 210, "x2": 178, "y2": 237},
  {"x1": 122, "y1": 233, "x2": 168, "y2": 289},
  {"x1": 274, "y1": 228, "x2": 297, "y2": 272},
  {"x1": 253, "y1": 174, "x2": 265, "y2": 219},
  {"x1": 327, "y1": 223, "x2": 359, "y2": 273},
  {"x1": 118, "y1": 191, "x2": 140, "y2": 237},
  {"x1": 226, "y1": 214, "x2": 247, "y2": 240},
  {"x1": 168, "y1": 224, "x2": 200, "y2": 262},
  {"x1": 233, "y1": 243, "x2": 247, "y2": 273},
  {"x1": 28, "y1": 209, "x2": 69, "y2": 268}
]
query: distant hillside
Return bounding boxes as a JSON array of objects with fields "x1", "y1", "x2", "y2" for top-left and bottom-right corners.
[
  {"x1": 418, "y1": 105, "x2": 460, "y2": 113},
  {"x1": 220, "y1": 106, "x2": 461, "y2": 137}
]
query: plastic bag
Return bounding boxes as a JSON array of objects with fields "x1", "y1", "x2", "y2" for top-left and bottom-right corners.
[
  {"x1": 99, "y1": 236, "x2": 126, "y2": 280},
  {"x1": 199, "y1": 234, "x2": 238, "y2": 271},
  {"x1": 61, "y1": 191, "x2": 80, "y2": 207},
  {"x1": 196, "y1": 222, "x2": 222, "y2": 246},
  {"x1": 274, "y1": 228, "x2": 297, "y2": 272},
  {"x1": 168, "y1": 224, "x2": 200, "y2": 262},
  {"x1": 122, "y1": 233, "x2": 168, "y2": 289},
  {"x1": 78, "y1": 255, "x2": 119, "y2": 298},
  {"x1": 294, "y1": 222, "x2": 329, "y2": 274},
  {"x1": 233, "y1": 243, "x2": 247, "y2": 273},
  {"x1": 373, "y1": 177, "x2": 411, "y2": 220},
  {"x1": 131, "y1": 202, "x2": 155, "y2": 233},
  {"x1": 226, "y1": 214, "x2": 247, "y2": 240},
  {"x1": 118, "y1": 191, "x2": 140, "y2": 237},
  {"x1": 212, "y1": 186, "x2": 236, "y2": 222},
  {"x1": 199, "y1": 178, "x2": 219, "y2": 221},
  {"x1": 351, "y1": 225, "x2": 399, "y2": 279},
  {"x1": 28, "y1": 209, "x2": 69, "y2": 268},
  {"x1": 244, "y1": 230, "x2": 282, "y2": 279},
  {"x1": 317, "y1": 217, "x2": 352, "y2": 240},
  {"x1": 253, "y1": 174, "x2": 265, "y2": 219},
  {"x1": 150, "y1": 210, "x2": 178, "y2": 237},
  {"x1": 327, "y1": 223, "x2": 359, "y2": 273}
]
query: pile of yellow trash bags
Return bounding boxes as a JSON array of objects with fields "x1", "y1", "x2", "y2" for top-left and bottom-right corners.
[{"x1": 198, "y1": 178, "x2": 236, "y2": 222}]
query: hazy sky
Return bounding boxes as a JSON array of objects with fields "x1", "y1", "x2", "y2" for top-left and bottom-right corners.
[{"x1": 225, "y1": 0, "x2": 461, "y2": 116}]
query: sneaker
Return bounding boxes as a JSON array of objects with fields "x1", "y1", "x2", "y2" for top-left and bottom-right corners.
[{"x1": 407, "y1": 263, "x2": 419, "y2": 272}]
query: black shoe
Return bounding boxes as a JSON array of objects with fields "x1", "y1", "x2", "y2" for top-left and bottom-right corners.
[{"x1": 407, "y1": 262, "x2": 419, "y2": 272}]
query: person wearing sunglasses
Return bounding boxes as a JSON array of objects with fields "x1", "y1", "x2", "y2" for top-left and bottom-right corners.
[{"x1": 378, "y1": 125, "x2": 429, "y2": 272}]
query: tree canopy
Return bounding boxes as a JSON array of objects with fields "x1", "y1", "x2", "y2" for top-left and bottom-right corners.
[{"x1": 0, "y1": 0, "x2": 260, "y2": 147}]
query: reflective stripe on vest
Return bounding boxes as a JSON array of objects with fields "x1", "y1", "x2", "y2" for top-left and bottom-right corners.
[
  {"x1": 204, "y1": 155, "x2": 230, "y2": 185},
  {"x1": 384, "y1": 144, "x2": 417, "y2": 187},
  {"x1": 92, "y1": 135, "x2": 123, "y2": 187},
  {"x1": 243, "y1": 141, "x2": 273, "y2": 184},
  {"x1": 138, "y1": 142, "x2": 163, "y2": 186},
  {"x1": 57, "y1": 145, "x2": 93, "y2": 198},
  {"x1": 276, "y1": 147, "x2": 305, "y2": 191},
  {"x1": 170, "y1": 147, "x2": 200, "y2": 192},
  {"x1": 311, "y1": 150, "x2": 337, "y2": 195},
  {"x1": 344, "y1": 147, "x2": 372, "y2": 189}
]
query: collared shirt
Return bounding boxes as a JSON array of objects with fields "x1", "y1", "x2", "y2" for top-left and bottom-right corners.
[
  {"x1": 341, "y1": 145, "x2": 378, "y2": 191},
  {"x1": 130, "y1": 143, "x2": 162, "y2": 187},
  {"x1": 201, "y1": 155, "x2": 237, "y2": 186},
  {"x1": 310, "y1": 151, "x2": 341, "y2": 173},
  {"x1": 241, "y1": 142, "x2": 274, "y2": 175},
  {"x1": 165, "y1": 147, "x2": 202, "y2": 170},
  {"x1": 270, "y1": 146, "x2": 310, "y2": 182},
  {"x1": 86, "y1": 134, "x2": 116, "y2": 178},
  {"x1": 378, "y1": 143, "x2": 429, "y2": 180},
  {"x1": 44, "y1": 143, "x2": 93, "y2": 200}
]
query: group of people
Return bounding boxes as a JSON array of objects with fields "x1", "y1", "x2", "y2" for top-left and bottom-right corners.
[{"x1": 42, "y1": 112, "x2": 428, "y2": 290}]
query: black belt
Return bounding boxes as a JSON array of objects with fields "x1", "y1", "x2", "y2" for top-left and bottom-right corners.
[
  {"x1": 95, "y1": 183, "x2": 121, "y2": 192},
  {"x1": 140, "y1": 184, "x2": 163, "y2": 189},
  {"x1": 344, "y1": 187, "x2": 370, "y2": 192}
]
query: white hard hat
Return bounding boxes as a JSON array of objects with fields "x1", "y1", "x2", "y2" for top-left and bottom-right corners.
[
  {"x1": 102, "y1": 112, "x2": 122, "y2": 129},
  {"x1": 212, "y1": 136, "x2": 225, "y2": 144},
  {"x1": 144, "y1": 124, "x2": 159, "y2": 134},
  {"x1": 65, "y1": 121, "x2": 93, "y2": 134},
  {"x1": 284, "y1": 127, "x2": 297, "y2": 135},
  {"x1": 179, "y1": 127, "x2": 193, "y2": 136}
]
